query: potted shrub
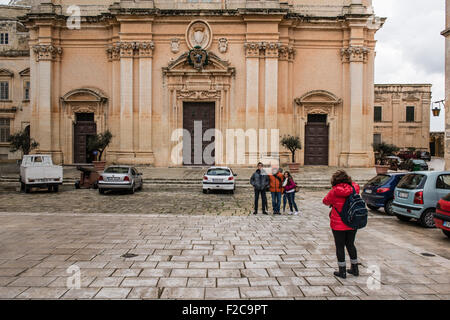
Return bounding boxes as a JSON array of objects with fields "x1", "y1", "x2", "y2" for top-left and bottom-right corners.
[
  {"x1": 281, "y1": 135, "x2": 302, "y2": 173},
  {"x1": 8, "y1": 127, "x2": 39, "y2": 163},
  {"x1": 87, "y1": 130, "x2": 112, "y2": 172},
  {"x1": 373, "y1": 142, "x2": 399, "y2": 174}
]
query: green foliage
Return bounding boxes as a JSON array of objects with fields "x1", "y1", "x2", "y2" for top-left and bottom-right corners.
[
  {"x1": 8, "y1": 128, "x2": 39, "y2": 155},
  {"x1": 87, "y1": 130, "x2": 112, "y2": 161},
  {"x1": 281, "y1": 135, "x2": 302, "y2": 163},
  {"x1": 372, "y1": 142, "x2": 400, "y2": 164}
]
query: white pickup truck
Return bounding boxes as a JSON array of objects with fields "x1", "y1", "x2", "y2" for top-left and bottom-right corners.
[{"x1": 20, "y1": 155, "x2": 63, "y2": 193}]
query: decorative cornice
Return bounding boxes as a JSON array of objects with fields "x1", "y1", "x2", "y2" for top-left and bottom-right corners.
[
  {"x1": 341, "y1": 46, "x2": 369, "y2": 63},
  {"x1": 177, "y1": 90, "x2": 221, "y2": 100},
  {"x1": 0, "y1": 50, "x2": 30, "y2": 57},
  {"x1": 32, "y1": 44, "x2": 62, "y2": 62}
]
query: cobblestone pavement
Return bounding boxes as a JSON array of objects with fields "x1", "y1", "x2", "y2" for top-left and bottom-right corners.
[{"x1": 0, "y1": 188, "x2": 449, "y2": 300}]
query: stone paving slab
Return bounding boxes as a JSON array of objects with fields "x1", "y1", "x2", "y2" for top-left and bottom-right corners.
[{"x1": 0, "y1": 188, "x2": 449, "y2": 300}]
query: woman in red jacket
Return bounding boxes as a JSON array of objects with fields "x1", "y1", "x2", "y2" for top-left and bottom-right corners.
[{"x1": 323, "y1": 170, "x2": 360, "y2": 279}]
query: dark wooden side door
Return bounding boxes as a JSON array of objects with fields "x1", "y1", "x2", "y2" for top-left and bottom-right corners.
[
  {"x1": 74, "y1": 115, "x2": 96, "y2": 164},
  {"x1": 183, "y1": 102, "x2": 215, "y2": 166},
  {"x1": 304, "y1": 122, "x2": 329, "y2": 166}
]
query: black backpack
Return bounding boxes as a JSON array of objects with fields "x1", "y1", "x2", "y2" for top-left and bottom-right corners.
[{"x1": 334, "y1": 185, "x2": 368, "y2": 230}]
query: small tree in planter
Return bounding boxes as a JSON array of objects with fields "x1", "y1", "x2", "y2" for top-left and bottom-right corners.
[
  {"x1": 281, "y1": 135, "x2": 302, "y2": 172},
  {"x1": 373, "y1": 142, "x2": 399, "y2": 173},
  {"x1": 8, "y1": 128, "x2": 39, "y2": 158},
  {"x1": 87, "y1": 130, "x2": 112, "y2": 171}
]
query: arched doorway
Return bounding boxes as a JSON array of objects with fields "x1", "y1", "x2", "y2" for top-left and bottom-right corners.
[{"x1": 60, "y1": 88, "x2": 108, "y2": 164}]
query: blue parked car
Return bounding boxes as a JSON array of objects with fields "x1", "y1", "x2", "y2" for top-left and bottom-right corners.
[
  {"x1": 362, "y1": 173, "x2": 407, "y2": 215},
  {"x1": 392, "y1": 171, "x2": 450, "y2": 228}
]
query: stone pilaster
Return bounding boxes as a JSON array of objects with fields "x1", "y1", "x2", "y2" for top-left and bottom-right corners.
[
  {"x1": 244, "y1": 42, "x2": 262, "y2": 132},
  {"x1": 31, "y1": 44, "x2": 62, "y2": 159},
  {"x1": 340, "y1": 45, "x2": 370, "y2": 167},
  {"x1": 137, "y1": 41, "x2": 155, "y2": 164}
]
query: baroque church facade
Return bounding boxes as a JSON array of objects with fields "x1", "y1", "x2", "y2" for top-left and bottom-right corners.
[{"x1": 16, "y1": 0, "x2": 384, "y2": 167}]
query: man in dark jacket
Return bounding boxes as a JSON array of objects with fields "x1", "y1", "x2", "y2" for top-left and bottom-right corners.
[{"x1": 250, "y1": 162, "x2": 269, "y2": 215}]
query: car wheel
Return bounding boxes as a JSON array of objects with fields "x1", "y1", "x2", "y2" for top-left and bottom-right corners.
[
  {"x1": 20, "y1": 182, "x2": 25, "y2": 192},
  {"x1": 384, "y1": 199, "x2": 394, "y2": 215},
  {"x1": 99, "y1": 189, "x2": 105, "y2": 195},
  {"x1": 443, "y1": 230, "x2": 450, "y2": 238},
  {"x1": 396, "y1": 214, "x2": 412, "y2": 222},
  {"x1": 203, "y1": 189, "x2": 207, "y2": 194},
  {"x1": 420, "y1": 209, "x2": 436, "y2": 228},
  {"x1": 53, "y1": 185, "x2": 59, "y2": 193},
  {"x1": 25, "y1": 185, "x2": 31, "y2": 193},
  {"x1": 48, "y1": 186, "x2": 53, "y2": 192},
  {"x1": 130, "y1": 184, "x2": 135, "y2": 194},
  {"x1": 367, "y1": 204, "x2": 380, "y2": 211},
  {"x1": 75, "y1": 181, "x2": 80, "y2": 189},
  {"x1": 230, "y1": 189, "x2": 235, "y2": 195}
]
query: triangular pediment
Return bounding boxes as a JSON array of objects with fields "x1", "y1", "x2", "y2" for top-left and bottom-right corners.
[
  {"x1": 19, "y1": 68, "x2": 30, "y2": 77},
  {"x1": 0, "y1": 68, "x2": 14, "y2": 77}
]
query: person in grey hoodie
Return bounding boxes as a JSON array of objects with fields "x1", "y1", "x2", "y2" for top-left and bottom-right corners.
[{"x1": 250, "y1": 162, "x2": 269, "y2": 215}]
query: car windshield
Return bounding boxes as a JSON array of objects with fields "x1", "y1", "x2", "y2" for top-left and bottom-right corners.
[
  {"x1": 207, "y1": 168, "x2": 231, "y2": 176},
  {"x1": 367, "y1": 175, "x2": 391, "y2": 187},
  {"x1": 397, "y1": 174, "x2": 425, "y2": 190},
  {"x1": 104, "y1": 167, "x2": 129, "y2": 174}
]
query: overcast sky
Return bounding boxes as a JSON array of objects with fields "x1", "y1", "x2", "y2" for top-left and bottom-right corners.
[
  {"x1": 1, "y1": 0, "x2": 446, "y2": 131},
  {"x1": 373, "y1": 0, "x2": 445, "y2": 132}
]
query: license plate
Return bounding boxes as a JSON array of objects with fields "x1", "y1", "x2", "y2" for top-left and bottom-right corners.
[
  {"x1": 37, "y1": 178, "x2": 50, "y2": 182},
  {"x1": 398, "y1": 192, "x2": 409, "y2": 199},
  {"x1": 212, "y1": 179, "x2": 222, "y2": 182},
  {"x1": 444, "y1": 221, "x2": 450, "y2": 228},
  {"x1": 365, "y1": 189, "x2": 372, "y2": 194},
  {"x1": 108, "y1": 177, "x2": 120, "y2": 182}
]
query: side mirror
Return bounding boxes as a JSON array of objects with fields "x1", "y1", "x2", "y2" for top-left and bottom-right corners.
[{"x1": 234, "y1": 173, "x2": 238, "y2": 177}]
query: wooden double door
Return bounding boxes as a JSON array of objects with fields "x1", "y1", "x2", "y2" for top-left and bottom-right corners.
[
  {"x1": 183, "y1": 102, "x2": 215, "y2": 166},
  {"x1": 304, "y1": 115, "x2": 329, "y2": 166},
  {"x1": 74, "y1": 113, "x2": 96, "y2": 164}
]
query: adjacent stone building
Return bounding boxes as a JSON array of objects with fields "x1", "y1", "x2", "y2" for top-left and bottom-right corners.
[
  {"x1": 5, "y1": 0, "x2": 382, "y2": 167},
  {"x1": 373, "y1": 84, "x2": 431, "y2": 151},
  {"x1": 0, "y1": 4, "x2": 31, "y2": 160},
  {"x1": 444, "y1": 0, "x2": 450, "y2": 169}
]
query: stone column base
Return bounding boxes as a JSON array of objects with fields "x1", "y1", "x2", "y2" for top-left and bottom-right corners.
[
  {"x1": 106, "y1": 151, "x2": 154, "y2": 165},
  {"x1": 339, "y1": 152, "x2": 372, "y2": 168}
]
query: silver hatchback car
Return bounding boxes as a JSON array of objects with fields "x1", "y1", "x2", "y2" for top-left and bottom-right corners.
[
  {"x1": 98, "y1": 166, "x2": 143, "y2": 194},
  {"x1": 392, "y1": 171, "x2": 450, "y2": 228}
]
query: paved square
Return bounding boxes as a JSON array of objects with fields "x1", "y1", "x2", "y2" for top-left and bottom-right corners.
[{"x1": 0, "y1": 188, "x2": 449, "y2": 300}]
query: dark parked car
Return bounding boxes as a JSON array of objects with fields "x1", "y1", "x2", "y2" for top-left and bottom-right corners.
[
  {"x1": 434, "y1": 193, "x2": 450, "y2": 238},
  {"x1": 362, "y1": 173, "x2": 407, "y2": 215},
  {"x1": 417, "y1": 151, "x2": 431, "y2": 162},
  {"x1": 399, "y1": 159, "x2": 428, "y2": 172}
]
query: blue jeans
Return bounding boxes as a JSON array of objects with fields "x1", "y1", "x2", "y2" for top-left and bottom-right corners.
[
  {"x1": 282, "y1": 193, "x2": 287, "y2": 211},
  {"x1": 271, "y1": 192, "x2": 281, "y2": 213},
  {"x1": 286, "y1": 192, "x2": 298, "y2": 212}
]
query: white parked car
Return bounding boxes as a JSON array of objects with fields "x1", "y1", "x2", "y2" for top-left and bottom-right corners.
[
  {"x1": 98, "y1": 165, "x2": 143, "y2": 194},
  {"x1": 20, "y1": 155, "x2": 63, "y2": 193},
  {"x1": 202, "y1": 166, "x2": 236, "y2": 194}
]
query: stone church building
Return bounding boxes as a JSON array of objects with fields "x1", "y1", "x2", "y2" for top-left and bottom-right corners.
[{"x1": 11, "y1": 0, "x2": 385, "y2": 167}]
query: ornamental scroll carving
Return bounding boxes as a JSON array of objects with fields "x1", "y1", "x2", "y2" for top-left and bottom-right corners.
[
  {"x1": 244, "y1": 42, "x2": 282, "y2": 58},
  {"x1": 32, "y1": 45, "x2": 62, "y2": 62},
  {"x1": 177, "y1": 90, "x2": 221, "y2": 100},
  {"x1": 341, "y1": 46, "x2": 369, "y2": 63},
  {"x1": 106, "y1": 41, "x2": 155, "y2": 60},
  {"x1": 279, "y1": 45, "x2": 296, "y2": 61}
]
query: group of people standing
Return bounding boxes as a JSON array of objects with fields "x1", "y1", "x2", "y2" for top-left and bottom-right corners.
[
  {"x1": 250, "y1": 162, "x2": 299, "y2": 215},
  {"x1": 250, "y1": 163, "x2": 361, "y2": 279}
]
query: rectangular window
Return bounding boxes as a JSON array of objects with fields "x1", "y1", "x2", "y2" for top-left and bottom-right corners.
[
  {"x1": 0, "y1": 33, "x2": 8, "y2": 45},
  {"x1": 373, "y1": 134, "x2": 381, "y2": 145},
  {"x1": 374, "y1": 106, "x2": 382, "y2": 122},
  {"x1": 0, "y1": 119, "x2": 10, "y2": 143},
  {"x1": 436, "y1": 175, "x2": 450, "y2": 190},
  {"x1": 24, "y1": 81, "x2": 30, "y2": 100},
  {"x1": 0, "y1": 82, "x2": 9, "y2": 100},
  {"x1": 406, "y1": 106, "x2": 415, "y2": 122}
]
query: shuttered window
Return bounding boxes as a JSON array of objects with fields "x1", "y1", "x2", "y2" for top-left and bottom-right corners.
[
  {"x1": 0, "y1": 82, "x2": 9, "y2": 100},
  {"x1": 406, "y1": 106, "x2": 415, "y2": 122},
  {"x1": 374, "y1": 106, "x2": 382, "y2": 122},
  {"x1": 24, "y1": 81, "x2": 30, "y2": 100},
  {"x1": 0, "y1": 119, "x2": 10, "y2": 143},
  {"x1": 0, "y1": 33, "x2": 8, "y2": 45}
]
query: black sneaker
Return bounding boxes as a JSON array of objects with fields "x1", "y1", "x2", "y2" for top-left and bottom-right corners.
[
  {"x1": 263, "y1": 211, "x2": 269, "y2": 215},
  {"x1": 253, "y1": 212, "x2": 258, "y2": 215}
]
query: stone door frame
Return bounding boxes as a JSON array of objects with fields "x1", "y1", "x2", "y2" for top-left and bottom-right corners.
[
  {"x1": 163, "y1": 52, "x2": 235, "y2": 166},
  {"x1": 294, "y1": 90, "x2": 342, "y2": 166},
  {"x1": 60, "y1": 88, "x2": 108, "y2": 164}
]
